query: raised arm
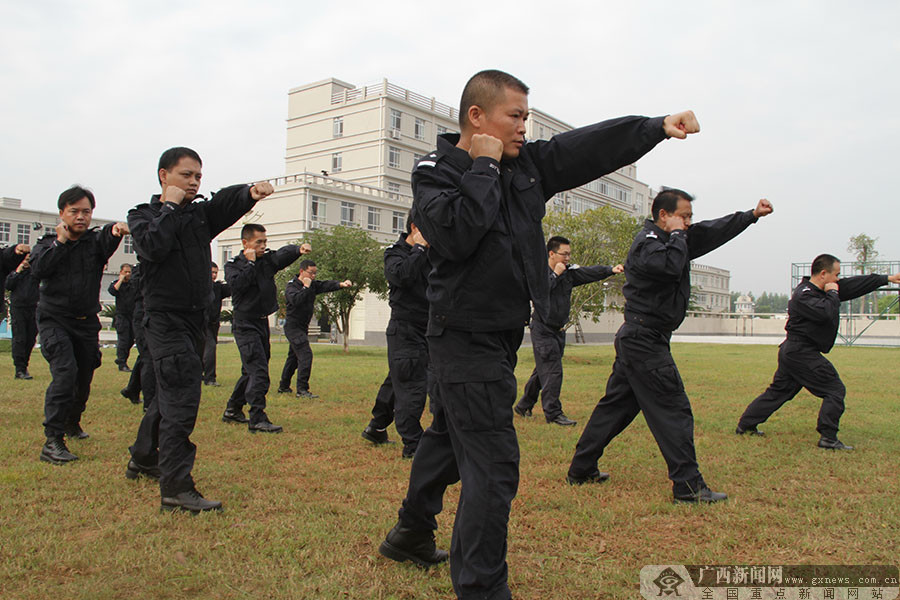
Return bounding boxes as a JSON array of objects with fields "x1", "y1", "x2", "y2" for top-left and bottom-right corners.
[
  {"x1": 29, "y1": 236, "x2": 67, "y2": 280},
  {"x1": 205, "y1": 183, "x2": 271, "y2": 238},
  {"x1": 225, "y1": 258, "x2": 258, "y2": 295},
  {"x1": 569, "y1": 264, "x2": 617, "y2": 287},
  {"x1": 127, "y1": 201, "x2": 180, "y2": 263},
  {"x1": 837, "y1": 273, "x2": 892, "y2": 302},
  {"x1": 384, "y1": 244, "x2": 428, "y2": 288},
  {"x1": 271, "y1": 244, "x2": 303, "y2": 272},
  {"x1": 523, "y1": 115, "x2": 680, "y2": 197},
  {"x1": 687, "y1": 199, "x2": 772, "y2": 260},
  {"x1": 411, "y1": 157, "x2": 502, "y2": 262},
  {"x1": 627, "y1": 231, "x2": 690, "y2": 281},
  {"x1": 97, "y1": 223, "x2": 125, "y2": 261},
  {"x1": 791, "y1": 287, "x2": 840, "y2": 323},
  {"x1": 285, "y1": 279, "x2": 315, "y2": 308}
]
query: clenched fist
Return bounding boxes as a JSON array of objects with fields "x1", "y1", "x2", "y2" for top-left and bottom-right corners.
[
  {"x1": 164, "y1": 186, "x2": 186, "y2": 206},
  {"x1": 753, "y1": 198, "x2": 774, "y2": 218},
  {"x1": 612, "y1": 264, "x2": 624, "y2": 274},
  {"x1": 250, "y1": 182, "x2": 274, "y2": 200},
  {"x1": 662, "y1": 111, "x2": 700, "y2": 139},
  {"x1": 339, "y1": 280, "x2": 353, "y2": 288},
  {"x1": 469, "y1": 134, "x2": 504, "y2": 162},
  {"x1": 112, "y1": 222, "x2": 129, "y2": 237},
  {"x1": 243, "y1": 248, "x2": 257, "y2": 262},
  {"x1": 56, "y1": 222, "x2": 71, "y2": 243},
  {"x1": 299, "y1": 243, "x2": 312, "y2": 254}
]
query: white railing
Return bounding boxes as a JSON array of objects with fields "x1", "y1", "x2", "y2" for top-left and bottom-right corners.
[
  {"x1": 331, "y1": 80, "x2": 459, "y2": 121},
  {"x1": 259, "y1": 172, "x2": 413, "y2": 208}
]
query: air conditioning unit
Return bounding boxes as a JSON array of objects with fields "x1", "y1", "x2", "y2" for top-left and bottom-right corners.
[
  {"x1": 390, "y1": 129, "x2": 402, "y2": 139},
  {"x1": 309, "y1": 221, "x2": 320, "y2": 229}
]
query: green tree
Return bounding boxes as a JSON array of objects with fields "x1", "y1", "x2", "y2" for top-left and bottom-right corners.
[
  {"x1": 542, "y1": 206, "x2": 642, "y2": 331},
  {"x1": 278, "y1": 225, "x2": 388, "y2": 353},
  {"x1": 847, "y1": 233, "x2": 879, "y2": 273},
  {"x1": 877, "y1": 293, "x2": 899, "y2": 317}
]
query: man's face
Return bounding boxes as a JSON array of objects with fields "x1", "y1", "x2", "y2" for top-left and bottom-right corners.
[
  {"x1": 822, "y1": 262, "x2": 841, "y2": 285},
  {"x1": 480, "y1": 87, "x2": 529, "y2": 160},
  {"x1": 300, "y1": 266, "x2": 318, "y2": 281},
  {"x1": 159, "y1": 157, "x2": 202, "y2": 201},
  {"x1": 211, "y1": 266, "x2": 219, "y2": 280},
  {"x1": 59, "y1": 197, "x2": 93, "y2": 234},
  {"x1": 549, "y1": 243, "x2": 571, "y2": 268},
  {"x1": 242, "y1": 231, "x2": 267, "y2": 254},
  {"x1": 120, "y1": 265, "x2": 132, "y2": 281}
]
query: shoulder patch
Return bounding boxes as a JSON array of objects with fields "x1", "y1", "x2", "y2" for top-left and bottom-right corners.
[
  {"x1": 569, "y1": 264, "x2": 581, "y2": 270},
  {"x1": 645, "y1": 231, "x2": 658, "y2": 239},
  {"x1": 415, "y1": 150, "x2": 444, "y2": 170}
]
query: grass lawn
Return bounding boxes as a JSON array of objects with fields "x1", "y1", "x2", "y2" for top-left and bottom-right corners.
[{"x1": 0, "y1": 341, "x2": 897, "y2": 599}]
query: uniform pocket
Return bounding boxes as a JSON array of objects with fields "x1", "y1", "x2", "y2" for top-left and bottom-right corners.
[{"x1": 642, "y1": 356, "x2": 685, "y2": 395}]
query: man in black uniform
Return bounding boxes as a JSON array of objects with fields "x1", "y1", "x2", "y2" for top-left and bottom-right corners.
[
  {"x1": 221, "y1": 225, "x2": 309, "y2": 433},
  {"x1": 362, "y1": 219, "x2": 430, "y2": 458},
  {"x1": 736, "y1": 254, "x2": 900, "y2": 449},
  {"x1": 514, "y1": 235, "x2": 623, "y2": 426},
  {"x1": 1, "y1": 242, "x2": 29, "y2": 327},
  {"x1": 277, "y1": 259, "x2": 351, "y2": 398},
  {"x1": 567, "y1": 189, "x2": 773, "y2": 503},
  {"x1": 377, "y1": 70, "x2": 701, "y2": 600},
  {"x1": 120, "y1": 263, "x2": 154, "y2": 408},
  {"x1": 202, "y1": 262, "x2": 230, "y2": 386},
  {"x1": 30, "y1": 185, "x2": 127, "y2": 464},
  {"x1": 6, "y1": 251, "x2": 39, "y2": 379},
  {"x1": 127, "y1": 147, "x2": 273, "y2": 512},
  {"x1": 109, "y1": 263, "x2": 136, "y2": 371}
]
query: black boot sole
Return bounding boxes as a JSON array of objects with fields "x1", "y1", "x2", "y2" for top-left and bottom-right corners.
[
  {"x1": 378, "y1": 540, "x2": 446, "y2": 568},
  {"x1": 40, "y1": 453, "x2": 78, "y2": 465}
]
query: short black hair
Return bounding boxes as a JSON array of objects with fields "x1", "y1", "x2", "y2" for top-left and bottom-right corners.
[
  {"x1": 811, "y1": 254, "x2": 840, "y2": 276},
  {"x1": 58, "y1": 185, "x2": 95, "y2": 210},
  {"x1": 547, "y1": 236, "x2": 570, "y2": 253},
  {"x1": 241, "y1": 223, "x2": 266, "y2": 240},
  {"x1": 298, "y1": 259, "x2": 316, "y2": 273},
  {"x1": 459, "y1": 70, "x2": 529, "y2": 130},
  {"x1": 157, "y1": 147, "x2": 202, "y2": 184},
  {"x1": 119, "y1": 263, "x2": 132, "y2": 272},
  {"x1": 651, "y1": 188, "x2": 694, "y2": 222},
  {"x1": 211, "y1": 262, "x2": 218, "y2": 269}
]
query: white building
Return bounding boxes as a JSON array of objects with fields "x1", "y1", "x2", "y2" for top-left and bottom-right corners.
[
  {"x1": 0, "y1": 196, "x2": 136, "y2": 307},
  {"x1": 689, "y1": 262, "x2": 731, "y2": 313},
  {"x1": 735, "y1": 294, "x2": 754, "y2": 314}
]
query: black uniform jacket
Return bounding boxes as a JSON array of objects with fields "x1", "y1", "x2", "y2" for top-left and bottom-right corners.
[
  {"x1": 284, "y1": 278, "x2": 341, "y2": 330},
  {"x1": 208, "y1": 280, "x2": 231, "y2": 325},
  {"x1": 30, "y1": 225, "x2": 122, "y2": 318},
  {"x1": 785, "y1": 274, "x2": 888, "y2": 353},
  {"x1": 131, "y1": 263, "x2": 145, "y2": 323},
  {"x1": 385, "y1": 235, "x2": 429, "y2": 326},
  {"x1": 6, "y1": 267, "x2": 39, "y2": 308},
  {"x1": 1, "y1": 245, "x2": 26, "y2": 314},
  {"x1": 127, "y1": 185, "x2": 256, "y2": 314},
  {"x1": 226, "y1": 245, "x2": 303, "y2": 321},
  {"x1": 108, "y1": 279, "x2": 136, "y2": 317},
  {"x1": 538, "y1": 264, "x2": 615, "y2": 330},
  {"x1": 623, "y1": 211, "x2": 758, "y2": 333},
  {"x1": 412, "y1": 116, "x2": 667, "y2": 332}
]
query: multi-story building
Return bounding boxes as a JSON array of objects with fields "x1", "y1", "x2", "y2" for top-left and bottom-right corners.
[
  {"x1": 690, "y1": 262, "x2": 731, "y2": 313},
  {"x1": 0, "y1": 196, "x2": 136, "y2": 309}
]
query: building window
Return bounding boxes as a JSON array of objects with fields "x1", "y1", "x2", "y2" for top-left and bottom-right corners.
[
  {"x1": 123, "y1": 234, "x2": 134, "y2": 254},
  {"x1": 0, "y1": 222, "x2": 9, "y2": 243},
  {"x1": 367, "y1": 207, "x2": 381, "y2": 231},
  {"x1": 341, "y1": 201, "x2": 356, "y2": 226},
  {"x1": 222, "y1": 246, "x2": 233, "y2": 264},
  {"x1": 333, "y1": 117, "x2": 343, "y2": 138},
  {"x1": 310, "y1": 195, "x2": 325, "y2": 225},
  {"x1": 415, "y1": 118, "x2": 426, "y2": 141},
  {"x1": 331, "y1": 153, "x2": 342, "y2": 173},
  {"x1": 387, "y1": 182, "x2": 401, "y2": 199},
  {"x1": 388, "y1": 146, "x2": 401, "y2": 169},
  {"x1": 436, "y1": 125, "x2": 447, "y2": 139},
  {"x1": 390, "y1": 109, "x2": 402, "y2": 135},
  {"x1": 413, "y1": 153, "x2": 423, "y2": 164},
  {"x1": 392, "y1": 211, "x2": 405, "y2": 234},
  {"x1": 17, "y1": 223, "x2": 29, "y2": 245}
]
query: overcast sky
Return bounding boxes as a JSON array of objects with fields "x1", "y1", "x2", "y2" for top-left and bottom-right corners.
[{"x1": 2, "y1": 0, "x2": 897, "y2": 294}]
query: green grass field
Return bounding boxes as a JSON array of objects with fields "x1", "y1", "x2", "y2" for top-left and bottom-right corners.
[{"x1": 0, "y1": 341, "x2": 897, "y2": 599}]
